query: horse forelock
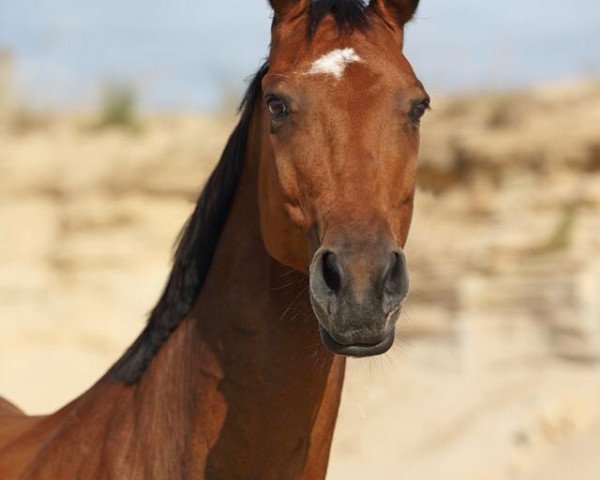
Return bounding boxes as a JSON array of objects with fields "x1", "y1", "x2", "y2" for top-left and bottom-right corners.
[{"x1": 307, "y1": 0, "x2": 370, "y2": 37}]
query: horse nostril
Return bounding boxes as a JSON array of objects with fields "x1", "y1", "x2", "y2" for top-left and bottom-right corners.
[
  {"x1": 321, "y1": 251, "x2": 342, "y2": 294},
  {"x1": 383, "y1": 251, "x2": 409, "y2": 301},
  {"x1": 385, "y1": 252, "x2": 401, "y2": 288}
]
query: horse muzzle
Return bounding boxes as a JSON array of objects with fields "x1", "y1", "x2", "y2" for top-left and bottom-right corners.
[{"x1": 309, "y1": 244, "x2": 409, "y2": 357}]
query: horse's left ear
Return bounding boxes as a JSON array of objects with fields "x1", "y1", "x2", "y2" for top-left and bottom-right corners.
[
  {"x1": 268, "y1": 0, "x2": 307, "y2": 20},
  {"x1": 370, "y1": 0, "x2": 420, "y2": 28}
]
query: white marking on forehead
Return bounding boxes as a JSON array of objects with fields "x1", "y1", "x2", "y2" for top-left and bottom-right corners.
[{"x1": 306, "y1": 48, "x2": 361, "y2": 80}]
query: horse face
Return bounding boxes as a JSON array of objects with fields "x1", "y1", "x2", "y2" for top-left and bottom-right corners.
[{"x1": 260, "y1": 0, "x2": 427, "y2": 356}]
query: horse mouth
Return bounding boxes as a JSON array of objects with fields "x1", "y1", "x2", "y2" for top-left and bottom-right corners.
[{"x1": 318, "y1": 325, "x2": 395, "y2": 357}]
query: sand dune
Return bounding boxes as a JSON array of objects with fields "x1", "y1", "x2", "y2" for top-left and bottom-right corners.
[{"x1": 1, "y1": 81, "x2": 600, "y2": 478}]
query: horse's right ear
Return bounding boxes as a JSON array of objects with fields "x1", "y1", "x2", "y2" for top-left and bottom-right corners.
[
  {"x1": 370, "y1": 0, "x2": 420, "y2": 29},
  {"x1": 268, "y1": 0, "x2": 306, "y2": 21}
]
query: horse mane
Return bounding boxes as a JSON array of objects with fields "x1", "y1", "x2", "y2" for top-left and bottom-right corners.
[
  {"x1": 108, "y1": 1, "x2": 369, "y2": 384},
  {"x1": 108, "y1": 63, "x2": 269, "y2": 384}
]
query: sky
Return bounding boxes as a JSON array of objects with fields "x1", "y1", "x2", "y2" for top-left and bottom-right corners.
[{"x1": 0, "y1": 0, "x2": 599, "y2": 110}]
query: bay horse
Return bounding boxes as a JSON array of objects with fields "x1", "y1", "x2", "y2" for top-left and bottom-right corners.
[{"x1": 0, "y1": 0, "x2": 429, "y2": 478}]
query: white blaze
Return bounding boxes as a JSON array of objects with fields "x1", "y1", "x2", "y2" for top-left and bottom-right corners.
[{"x1": 306, "y1": 48, "x2": 361, "y2": 79}]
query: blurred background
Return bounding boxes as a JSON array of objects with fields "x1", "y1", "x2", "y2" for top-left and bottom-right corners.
[{"x1": 1, "y1": 1, "x2": 599, "y2": 479}]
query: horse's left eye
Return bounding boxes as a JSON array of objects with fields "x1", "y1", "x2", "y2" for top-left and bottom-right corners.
[{"x1": 409, "y1": 98, "x2": 431, "y2": 125}]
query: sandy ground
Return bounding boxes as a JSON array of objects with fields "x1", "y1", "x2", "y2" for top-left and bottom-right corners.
[{"x1": 1, "y1": 81, "x2": 600, "y2": 478}]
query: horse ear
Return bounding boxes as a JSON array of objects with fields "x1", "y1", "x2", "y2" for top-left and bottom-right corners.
[
  {"x1": 268, "y1": 0, "x2": 306, "y2": 19},
  {"x1": 370, "y1": 0, "x2": 420, "y2": 28}
]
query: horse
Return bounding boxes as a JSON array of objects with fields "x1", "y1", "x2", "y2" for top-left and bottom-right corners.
[{"x1": 0, "y1": 0, "x2": 429, "y2": 478}]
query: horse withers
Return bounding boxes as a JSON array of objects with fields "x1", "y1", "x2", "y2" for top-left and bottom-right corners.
[{"x1": 0, "y1": 1, "x2": 429, "y2": 478}]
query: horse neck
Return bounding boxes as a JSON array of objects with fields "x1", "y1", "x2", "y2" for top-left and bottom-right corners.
[
  {"x1": 48, "y1": 108, "x2": 346, "y2": 478},
  {"x1": 135, "y1": 111, "x2": 345, "y2": 476}
]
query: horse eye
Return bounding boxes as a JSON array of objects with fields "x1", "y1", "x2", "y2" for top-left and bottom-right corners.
[
  {"x1": 266, "y1": 96, "x2": 290, "y2": 121},
  {"x1": 409, "y1": 98, "x2": 431, "y2": 125}
]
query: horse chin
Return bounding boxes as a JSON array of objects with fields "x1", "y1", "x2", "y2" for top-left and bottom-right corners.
[{"x1": 317, "y1": 324, "x2": 396, "y2": 357}]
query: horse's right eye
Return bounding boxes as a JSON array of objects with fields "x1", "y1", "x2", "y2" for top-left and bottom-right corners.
[{"x1": 266, "y1": 96, "x2": 290, "y2": 122}]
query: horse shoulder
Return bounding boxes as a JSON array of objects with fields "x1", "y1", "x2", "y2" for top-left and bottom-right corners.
[
  {"x1": 0, "y1": 399, "x2": 44, "y2": 479},
  {"x1": 0, "y1": 397, "x2": 25, "y2": 418}
]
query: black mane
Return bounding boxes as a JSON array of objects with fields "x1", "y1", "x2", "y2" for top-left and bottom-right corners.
[
  {"x1": 109, "y1": 1, "x2": 370, "y2": 383},
  {"x1": 108, "y1": 63, "x2": 269, "y2": 383}
]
